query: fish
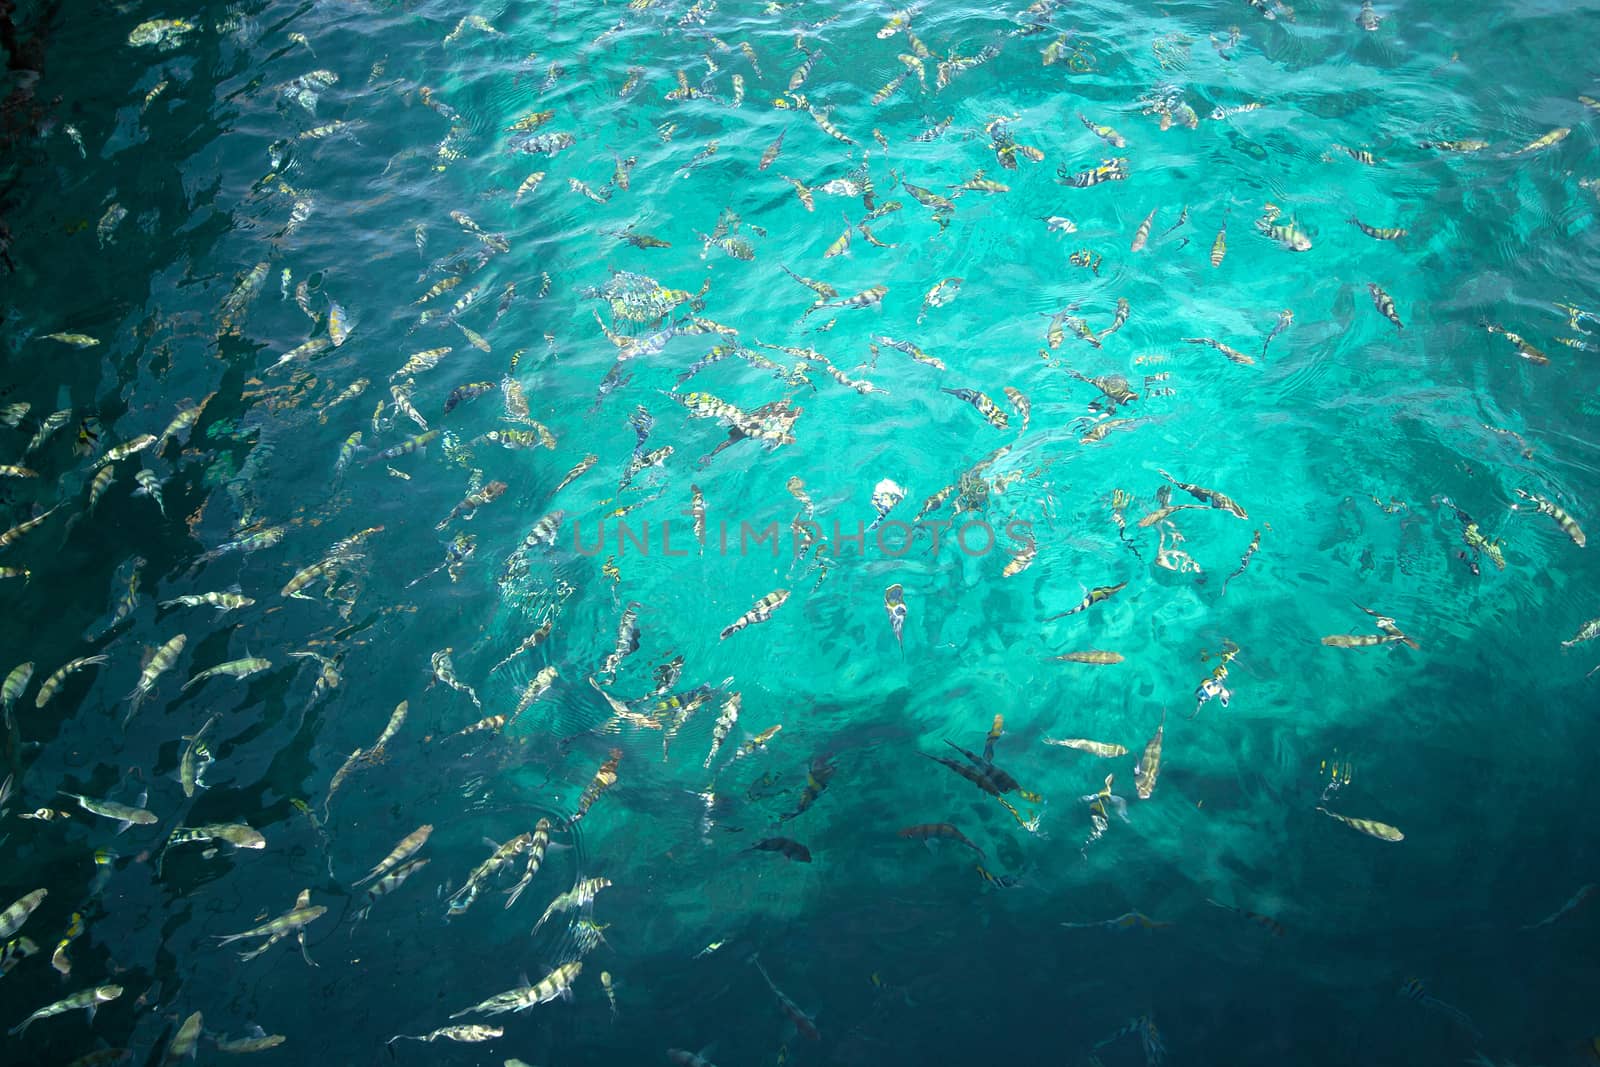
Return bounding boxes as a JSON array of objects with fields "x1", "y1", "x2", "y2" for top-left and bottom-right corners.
[
  {"x1": 869, "y1": 478, "x2": 905, "y2": 531},
  {"x1": 757, "y1": 130, "x2": 789, "y2": 175},
  {"x1": 898, "y1": 822, "x2": 985, "y2": 857},
  {"x1": 448, "y1": 833, "x2": 534, "y2": 915},
  {"x1": 490, "y1": 621, "x2": 553, "y2": 674},
  {"x1": 214, "y1": 1029, "x2": 286, "y2": 1053},
  {"x1": 1349, "y1": 216, "x2": 1407, "y2": 240},
  {"x1": 430, "y1": 648, "x2": 481, "y2": 708},
  {"x1": 1181, "y1": 335, "x2": 1255, "y2": 366},
  {"x1": 941, "y1": 387, "x2": 1010, "y2": 429},
  {"x1": 1099, "y1": 299, "x2": 1131, "y2": 341},
  {"x1": 41, "y1": 332, "x2": 99, "y2": 348},
  {"x1": 751, "y1": 956, "x2": 819, "y2": 1040},
  {"x1": 8, "y1": 985, "x2": 123, "y2": 1035},
  {"x1": 1513, "y1": 489, "x2": 1585, "y2": 547},
  {"x1": 165, "y1": 823, "x2": 266, "y2": 851},
  {"x1": 1137, "y1": 504, "x2": 1203, "y2": 528},
  {"x1": 918, "y1": 277, "x2": 963, "y2": 323},
  {"x1": 1159, "y1": 469, "x2": 1249, "y2": 518},
  {"x1": 1262, "y1": 310, "x2": 1293, "y2": 357},
  {"x1": 1254, "y1": 203, "x2": 1311, "y2": 251},
  {"x1": 1057, "y1": 157, "x2": 1128, "y2": 187},
  {"x1": 1521, "y1": 883, "x2": 1596, "y2": 930},
  {"x1": 133, "y1": 469, "x2": 166, "y2": 516},
  {"x1": 1367, "y1": 284, "x2": 1404, "y2": 330},
  {"x1": 0, "y1": 889, "x2": 46, "y2": 939},
  {"x1": 782, "y1": 754, "x2": 838, "y2": 821},
  {"x1": 514, "y1": 172, "x2": 547, "y2": 203},
  {"x1": 508, "y1": 665, "x2": 559, "y2": 729},
  {"x1": 178, "y1": 714, "x2": 217, "y2": 799},
  {"x1": 1046, "y1": 582, "x2": 1127, "y2": 619},
  {"x1": 354, "y1": 825, "x2": 433, "y2": 889},
  {"x1": 569, "y1": 749, "x2": 622, "y2": 825},
  {"x1": 1210, "y1": 221, "x2": 1227, "y2": 266},
  {"x1": 1318, "y1": 806, "x2": 1404, "y2": 841},
  {"x1": 1483, "y1": 322, "x2": 1549, "y2": 365},
  {"x1": 436, "y1": 480, "x2": 508, "y2": 530},
  {"x1": 1133, "y1": 710, "x2": 1165, "y2": 799},
  {"x1": 0, "y1": 935, "x2": 40, "y2": 977},
  {"x1": 974, "y1": 863, "x2": 1022, "y2": 889},
  {"x1": 392, "y1": 346, "x2": 453, "y2": 380},
  {"x1": 1205, "y1": 897, "x2": 1286, "y2": 936},
  {"x1": 388, "y1": 1024, "x2": 503, "y2": 1045},
  {"x1": 719, "y1": 589, "x2": 790, "y2": 639},
  {"x1": 1398, "y1": 978, "x2": 1480, "y2": 1038},
  {"x1": 1222, "y1": 530, "x2": 1263, "y2": 594},
  {"x1": 191, "y1": 524, "x2": 286, "y2": 565},
  {"x1": 506, "y1": 109, "x2": 554, "y2": 134},
  {"x1": 450, "y1": 961, "x2": 582, "y2": 1017},
  {"x1": 1043, "y1": 737, "x2": 1127, "y2": 757},
  {"x1": 532, "y1": 878, "x2": 611, "y2": 934},
  {"x1": 1003, "y1": 539, "x2": 1036, "y2": 577},
  {"x1": 882, "y1": 584, "x2": 908, "y2": 648},
  {"x1": 25, "y1": 407, "x2": 72, "y2": 455},
  {"x1": 215, "y1": 890, "x2": 326, "y2": 963},
  {"x1": 2, "y1": 662, "x2": 33, "y2": 728},
  {"x1": 1061, "y1": 912, "x2": 1174, "y2": 931},
  {"x1": 504, "y1": 818, "x2": 553, "y2": 909},
  {"x1": 59, "y1": 791, "x2": 158, "y2": 831},
  {"x1": 93, "y1": 201, "x2": 127, "y2": 254},
  {"x1": 705, "y1": 694, "x2": 741, "y2": 769},
  {"x1": 354, "y1": 856, "x2": 429, "y2": 921},
  {"x1": 949, "y1": 170, "x2": 1009, "y2": 196},
  {"x1": 1327, "y1": 143, "x2": 1378, "y2": 165},
  {"x1": 1130, "y1": 207, "x2": 1157, "y2": 251},
  {"x1": 267, "y1": 336, "x2": 332, "y2": 373},
  {"x1": 1560, "y1": 616, "x2": 1600, "y2": 648},
  {"x1": 747, "y1": 836, "x2": 812, "y2": 862},
  {"x1": 50, "y1": 910, "x2": 84, "y2": 977},
  {"x1": 1418, "y1": 138, "x2": 1489, "y2": 152},
  {"x1": 125, "y1": 634, "x2": 187, "y2": 720},
  {"x1": 1052, "y1": 650, "x2": 1125, "y2": 665},
  {"x1": 443, "y1": 381, "x2": 496, "y2": 415},
  {"x1": 1507, "y1": 127, "x2": 1568, "y2": 156},
  {"x1": 35, "y1": 655, "x2": 110, "y2": 708},
  {"x1": 182, "y1": 657, "x2": 270, "y2": 692}
]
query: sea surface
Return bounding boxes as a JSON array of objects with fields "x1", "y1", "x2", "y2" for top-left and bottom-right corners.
[{"x1": 1, "y1": 0, "x2": 1599, "y2": 1065}]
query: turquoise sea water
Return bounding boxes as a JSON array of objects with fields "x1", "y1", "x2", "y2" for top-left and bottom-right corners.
[{"x1": 2, "y1": 0, "x2": 1599, "y2": 1064}]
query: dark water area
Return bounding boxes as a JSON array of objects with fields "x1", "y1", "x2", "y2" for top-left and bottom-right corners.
[{"x1": 1, "y1": 1, "x2": 1599, "y2": 1065}]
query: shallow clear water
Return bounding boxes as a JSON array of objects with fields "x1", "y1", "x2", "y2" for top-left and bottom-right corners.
[{"x1": 1, "y1": 0, "x2": 1599, "y2": 1064}]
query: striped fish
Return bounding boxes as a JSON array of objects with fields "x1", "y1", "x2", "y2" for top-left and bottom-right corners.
[
  {"x1": 1367, "y1": 283, "x2": 1404, "y2": 330},
  {"x1": 1130, "y1": 207, "x2": 1157, "y2": 251},
  {"x1": 1348, "y1": 216, "x2": 1407, "y2": 240},
  {"x1": 719, "y1": 590, "x2": 790, "y2": 639},
  {"x1": 449, "y1": 961, "x2": 582, "y2": 1017},
  {"x1": 0, "y1": 889, "x2": 46, "y2": 940},
  {"x1": 1513, "y1": 489, "x2": 1585, "y2": 547},
  {"x1": 1318, "y1": 806, "x2": 1403, "y2": 841}
]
